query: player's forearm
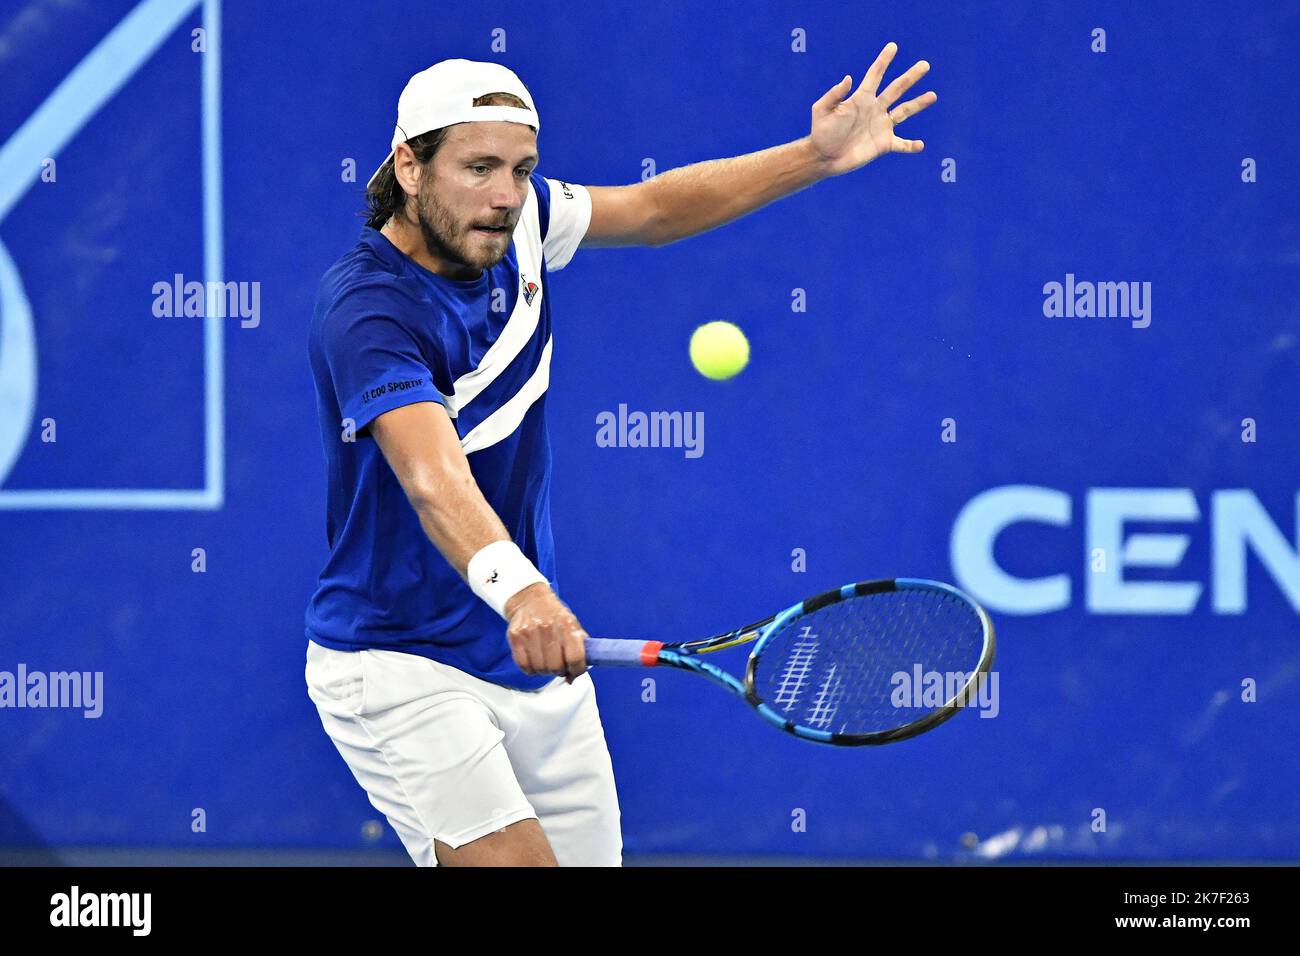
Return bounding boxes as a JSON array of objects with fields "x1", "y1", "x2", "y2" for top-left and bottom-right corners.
[
  {"x1": 409, "y1": 467, "x2": 560, "y2": 623},
  {"x1": 370, "y1": 403, "x2": 519, "y2": 579},
  {"x1": 642, "y1": 136, "x2": 832, "y2": 246},
  {"x1": 407, "y1": 468, "x2": 512, "y2": 577}
]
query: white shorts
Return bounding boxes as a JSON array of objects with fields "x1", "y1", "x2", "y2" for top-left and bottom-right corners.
[{"x1": 305, "y1": 640, "x2": 622, "y2": 866}]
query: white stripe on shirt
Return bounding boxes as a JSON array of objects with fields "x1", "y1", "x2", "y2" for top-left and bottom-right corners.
[{"x1": 460, "y1": 336, "x2": 553, "y2": 455}]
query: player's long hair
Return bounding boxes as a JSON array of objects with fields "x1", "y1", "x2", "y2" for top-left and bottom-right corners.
[{"x1": 364, "y1": 92, "x2": 535, "y2": 230}]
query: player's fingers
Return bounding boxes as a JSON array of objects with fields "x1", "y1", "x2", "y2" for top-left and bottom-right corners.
[
  {"x1": 538, "y1": 623, "x2": 567, "y2": 676},
  {"x1": 892, "y1": 135, "x2": 925, "y2": 154},
  {"x1": 861, "y1": 41, "x2": 898, "y2": 97},
  {"x1": 508, "y1": 643, "x2": 533, "y2": 674},
  {"x1": 508, "y1": 619, "x2": 544, "y2": 674},
  {"x1": 812, "y1": 74, "x2": 853, "y2": 115},
  {"x1": 562, "y1": 624, "x2": 589, "y2": 682},
  {"x1": 879, "y1": 59, "x2": 929, "y2": 109},
  {"x1": 889, "y1": 90, "x2": 937, "y2": 126}
]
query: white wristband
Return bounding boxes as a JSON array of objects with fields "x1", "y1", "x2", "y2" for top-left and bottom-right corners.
[{"x1": 466, "y1": 540, "x2": 548, "y2": 619}]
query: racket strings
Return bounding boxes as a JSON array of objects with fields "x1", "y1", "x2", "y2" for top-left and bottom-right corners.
[{"x1": 753, "y1": 588, "x2": 988, "y2": 736}]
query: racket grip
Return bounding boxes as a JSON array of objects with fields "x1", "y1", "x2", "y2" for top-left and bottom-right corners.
[{"x1": 584, "y1": 638, "x2": 663, "y2": 667}]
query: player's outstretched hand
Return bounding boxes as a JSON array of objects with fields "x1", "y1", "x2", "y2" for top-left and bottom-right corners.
[
  {"x1": 809, "y1": 41, "x2": 937, "y2": 175},
  {"x1": 504, "y1": 583, "x2": 589, "y2": 683}
]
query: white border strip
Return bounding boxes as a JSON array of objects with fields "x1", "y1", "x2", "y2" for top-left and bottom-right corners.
[{"x1": 0, "y1": 0, "x2": 223, "y2": 510}]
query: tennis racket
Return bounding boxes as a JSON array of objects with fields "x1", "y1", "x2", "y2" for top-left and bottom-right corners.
[{"x1": 585, "y1": 578, "x2": 995, "y2": 746}]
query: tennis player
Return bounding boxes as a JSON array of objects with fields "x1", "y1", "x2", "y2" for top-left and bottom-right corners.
[{"x1": 305, "y1": 49, "x2": 935, "y2": 866}]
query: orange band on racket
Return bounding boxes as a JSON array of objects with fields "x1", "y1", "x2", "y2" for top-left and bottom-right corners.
[{"x1": 640, "y1": 641, "x2": 664, "y2": 666}]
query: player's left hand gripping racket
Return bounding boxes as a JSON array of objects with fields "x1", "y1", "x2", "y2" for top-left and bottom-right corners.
[{"x1": 585, "y1": 578, "x2": 995, "y2": 746}]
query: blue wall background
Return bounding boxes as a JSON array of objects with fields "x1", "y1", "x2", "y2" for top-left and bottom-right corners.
[{"x1": 1, "y1": 0, "x2": 1297, "y2": 860}]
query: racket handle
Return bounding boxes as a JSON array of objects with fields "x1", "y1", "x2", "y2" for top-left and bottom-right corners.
[{"x1": 584, "y1": 638, "x2": 663, "y2": 667}]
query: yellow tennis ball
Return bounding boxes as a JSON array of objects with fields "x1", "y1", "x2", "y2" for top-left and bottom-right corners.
[{"x1": 689, "y1": 321, "x2": 749, "y2": 381}]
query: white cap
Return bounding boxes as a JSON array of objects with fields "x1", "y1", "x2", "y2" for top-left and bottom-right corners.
[{"x1": 367, "y1": 58, "x2": 540, "y2": 190}]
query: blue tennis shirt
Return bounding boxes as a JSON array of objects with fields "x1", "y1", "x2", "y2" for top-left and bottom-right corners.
[{"x1": 306, "y1": 172, "x2": 592, "y2": 690}]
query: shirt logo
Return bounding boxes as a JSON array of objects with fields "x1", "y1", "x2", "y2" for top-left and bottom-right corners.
[
  {"x1": 361, "y1": 378, "x2": 425, "y2": 403},
  {"x1": 558, "y1": 181, "x2": 574, "y2": 199},
  {"x1": 521, "y1": 275, "x2": 539, "y2": 306}
]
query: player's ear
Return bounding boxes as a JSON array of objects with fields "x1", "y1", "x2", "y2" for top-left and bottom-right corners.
[{"x1": 392, "y1": 142, "x2": 423, "y2": 198}]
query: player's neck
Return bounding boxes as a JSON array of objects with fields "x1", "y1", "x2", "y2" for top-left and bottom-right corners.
[{"x1": 380, "y1": 215, "x2": 483, "y2": 283}]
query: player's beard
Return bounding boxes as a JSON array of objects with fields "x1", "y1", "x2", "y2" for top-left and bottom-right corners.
[{"x1": 413, "y1": 174, "x2": 509, "y2": 274}]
